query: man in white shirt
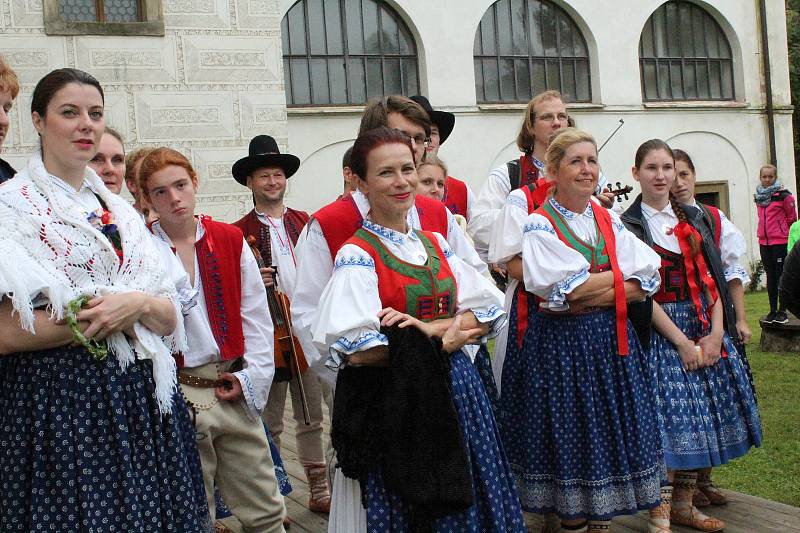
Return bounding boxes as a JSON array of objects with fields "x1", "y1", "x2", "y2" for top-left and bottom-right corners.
[
  {"x1": 141, "y1": 147, "x2": 286, "y2": 533},
  {"x1": 232, "y1": 135, "x2": 331, "y2": 515}
]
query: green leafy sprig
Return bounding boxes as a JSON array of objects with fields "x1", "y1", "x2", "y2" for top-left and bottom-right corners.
[{"x1": 65, "y1": 295, "x2": 108, "y2": 360}]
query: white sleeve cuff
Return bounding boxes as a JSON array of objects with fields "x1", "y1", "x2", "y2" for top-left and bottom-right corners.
[
  {"x1": 327, "y1": 330, "x2": 389, "y2": 370},
  {"x1": 544, "y1": 268, "x2": 590, "y2": 311}
]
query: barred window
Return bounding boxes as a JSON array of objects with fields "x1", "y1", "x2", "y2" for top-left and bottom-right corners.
[
  {"x1": 639, "y1": 1, "x2": 734, "y2": 101},
  {"x1": 473, "y1": 0, "x2": 591, "y2": 104},
  {"x1": 282, "y1": 0, "x2": 420, "y2": 106},
  {"x1": 59, "y1": 0, "x2": 141, "y2": 22}
]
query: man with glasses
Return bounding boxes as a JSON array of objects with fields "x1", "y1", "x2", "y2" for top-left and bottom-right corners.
[{"x1": 468, "y1": 90, "x2": 569, "y2": 260}]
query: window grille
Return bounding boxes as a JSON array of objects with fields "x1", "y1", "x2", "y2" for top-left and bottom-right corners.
[
  {"x1": 639, "y1": 1, "x2": 734, "y2": 101},
  {"x1": 282, "y1": 0, "x2": 420, "y2": 106},
  {"x1": 474, "y1": 0, "x2": 591, "y2": 103}
]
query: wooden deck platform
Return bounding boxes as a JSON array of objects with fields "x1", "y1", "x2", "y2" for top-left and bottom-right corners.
[{"x1": 220, "y1": 403, "x2": 800, "y2": 533}]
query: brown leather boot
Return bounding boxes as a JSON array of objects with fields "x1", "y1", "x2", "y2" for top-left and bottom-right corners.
[
  {"x1": 671, "y1": 471, "x2": 725, "y2": 532},
  {"x1": 648, "y1": 485, "x2": 673, "y2": 533},
  {"x1": 697, "y1": 467, "x2": 729, "y2": 506},
  {"x1": 305, "y1": 463, "x2": 331, "y2": 514}
]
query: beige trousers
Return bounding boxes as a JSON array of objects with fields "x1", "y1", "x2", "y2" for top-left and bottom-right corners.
[
  {"x1": 183, "y1": 362, "x2": 286, "y2": 533},
  {"x1": 263, "y1": 370, "x2": 325, "y2": 466}
]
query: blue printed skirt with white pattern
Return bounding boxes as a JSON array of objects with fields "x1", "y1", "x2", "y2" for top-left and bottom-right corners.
[
  {"x1": 473, "y1": 343, "x2": 500, "y2": 417},
  {"x1": 364, "y1": 351, "x2": 526, "y2": 533},
  {"x1": 509, "y1": 308, "x2": 664, "y2": 521},
  {"x1": 0, "y1": 345, "x2": 211, "y2": 532},
  {"x1": 650, "y1": 299, "x2": 762, "y2": 470}
]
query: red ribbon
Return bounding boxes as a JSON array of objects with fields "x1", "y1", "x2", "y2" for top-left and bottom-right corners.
[
  {"x1": 590, "y1": 202, "x2": 629, "y2": 356},
  {"x1": 671, "y1": 221, "x2": 719, "y2": 330},
  {"x1": 515, "y1": 284, "x2": 532, "y2": 348}
]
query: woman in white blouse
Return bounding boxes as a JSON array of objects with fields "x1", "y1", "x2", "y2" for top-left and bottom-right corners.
[
  {"x1": 621, "y1": 140, "x2": 761, "y2": 533},
  {"x1": 312, "y1": 127, "x2": 525, "y2": 533},
  {"x1": 672, "y1": 148, "x2": 753, "y2": 509},
  {"x1": 0, "y1": 69, "x2": 209, "y2": 531},
  {"x1": 516, "y1": 128, "x2": 664, "y2": 533}
]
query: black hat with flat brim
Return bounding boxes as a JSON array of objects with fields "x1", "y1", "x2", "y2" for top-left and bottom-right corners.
[
  {"x1": 232, "y1": 135, "x2": 301, "y2": 185},
  {"x1": 409, "y1": 95, "x2": 455, "y2": 145}
]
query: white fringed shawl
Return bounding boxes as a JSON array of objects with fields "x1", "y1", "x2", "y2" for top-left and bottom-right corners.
[{"x1": 0, "y1": 154, "x2": 187, "y2": 413}]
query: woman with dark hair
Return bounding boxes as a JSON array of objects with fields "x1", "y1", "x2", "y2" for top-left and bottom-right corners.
[
  {"x1": 622, "y1": 139, "x2": 762, "y2": 533},
  {"x1": 754, "y1": 164, "x2": 797, "y2": 324},
  {"x1": 515, "y1": 128, "x2": 663, "y2": 533},
  {"x1": 672, "y1": 148, "x2": 754, "y2": 509},
  {"x1": 0, "y1": 68, "x2": 210, "y2": 531},
  {"x1": 312, "y1": 126, "x2": 524, "y2": 532}
]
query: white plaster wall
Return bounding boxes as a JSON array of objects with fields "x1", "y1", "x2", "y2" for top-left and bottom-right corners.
[
  {"x1": 0, "y1": 0, "x2": 288, "y2": 222},
  {"x1": 280, "y1": 0, "x2": 795, "y2": 271}
]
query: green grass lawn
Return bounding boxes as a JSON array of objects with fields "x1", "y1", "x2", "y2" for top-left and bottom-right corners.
[{"x1": 713, "y1": 291, "x2": 800, "y2": 507}]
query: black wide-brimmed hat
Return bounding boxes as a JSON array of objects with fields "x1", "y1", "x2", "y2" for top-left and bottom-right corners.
[
  {"x1": 409, "y1": 95, "x2": 455, "y2": 145},
  {"x1": 232, "y1": 135, "x2": 301, "y2": 185}
]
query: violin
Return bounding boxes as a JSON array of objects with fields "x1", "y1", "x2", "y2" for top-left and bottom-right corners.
[
  {"x1": 606, "y1": 182, "x2": 634, "y2": 203},
  {"x1": 247, "y1": 236, "x2": 310, "y2": 425}
]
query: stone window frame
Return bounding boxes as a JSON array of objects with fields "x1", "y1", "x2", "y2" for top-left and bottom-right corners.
[{"x1": 43, "y1": 0, "x2": 165, "y2": 36}]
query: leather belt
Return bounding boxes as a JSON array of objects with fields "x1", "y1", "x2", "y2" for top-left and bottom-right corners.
[{"x1": 178, "y1": 373, "x2": 224, "y2": 389}]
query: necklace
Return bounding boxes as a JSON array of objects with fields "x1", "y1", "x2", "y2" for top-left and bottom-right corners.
[{"x1": 261, "y1": 210, "x2": 297, "y2": 266}]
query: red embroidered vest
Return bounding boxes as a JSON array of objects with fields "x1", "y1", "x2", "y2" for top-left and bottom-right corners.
[
  {"x1": 313, "y1": 193, "x2": 450, "y2": 260},
  {"x1": 443, "y1": 176, "x2": 468, "y2": 219},
  {"x1": 196, "y1": 216, "x2": 246, "y2": 361},
  {"x1": 346, "y1": 229, "x2": 458, "y2": 321}
]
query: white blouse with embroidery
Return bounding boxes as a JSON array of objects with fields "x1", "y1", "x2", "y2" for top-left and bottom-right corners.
[
  {"x1": 311, "y1": 220, "x2": 506, "y2": 370},
  {"x1": 522, "y1": 198, "x2": 661, "y2": 311},
  {"x1": 640, "y1": 201, "x2": 750, "y2": 284}
]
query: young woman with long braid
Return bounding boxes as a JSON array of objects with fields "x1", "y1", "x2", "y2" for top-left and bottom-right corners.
[{"x1": 621, "y1": 140, "x2": 762, "y2": 533}]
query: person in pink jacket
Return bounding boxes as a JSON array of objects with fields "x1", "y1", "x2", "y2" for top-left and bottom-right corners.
[{"x1": 755, "y1": 164, "x2": 797, "y2": 324}]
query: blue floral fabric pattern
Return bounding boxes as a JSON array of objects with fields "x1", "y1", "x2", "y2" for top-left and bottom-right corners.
[
  {"x1": 0, "y1": 346, "x2": 211, "y2": 532},
  {"x1": 649, "y1": 299, "x2": 762, "y2": 469},
  {"x1": 503, "y1": 308, "x2": 663, "y2": 521},
  {"x1": 364, "y1": 351, "x2": 525, "y2": 532}
]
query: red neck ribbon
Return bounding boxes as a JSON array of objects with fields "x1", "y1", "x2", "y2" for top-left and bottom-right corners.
[
  {"x1": 671, "y1": 221, "x2": 719, "y2": 330},
  {"x1": 590, "y1": 202, "x2": 629, "y2": 356}
]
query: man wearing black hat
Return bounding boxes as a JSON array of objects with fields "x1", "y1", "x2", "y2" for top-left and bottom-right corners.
[
  {"x1": 232, "y1": 135, "x2": 331, "y2": 515},
  {"x1": 409, "y1": 95, "x2": 474, "y2": 221}
]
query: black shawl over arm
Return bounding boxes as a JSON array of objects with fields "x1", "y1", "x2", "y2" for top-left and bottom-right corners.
[{"x1": 331, "y1": 325, "x2": 473, "y2": 529}]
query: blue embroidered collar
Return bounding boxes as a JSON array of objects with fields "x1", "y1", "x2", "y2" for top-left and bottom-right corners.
[
  {"x1": 549, "y1": 198, "x2": 593, "y2": 220},
  {"x1": 362, "y1": 218, "x2": 418, "y2": 244}
]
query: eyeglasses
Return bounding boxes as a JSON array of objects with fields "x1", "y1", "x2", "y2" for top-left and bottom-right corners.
[
  {"x1": 535, "y1": 112, "x2": 569, "y2": 123},
  {"x1": 394, "y1": 129, "x2": 429, "y2": 146}
]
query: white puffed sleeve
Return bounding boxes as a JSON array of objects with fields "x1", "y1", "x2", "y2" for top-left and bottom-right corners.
[
  {"x1": 311, "y1": 243, "x2": 387, "y2": 370},
  {"x1": 608, "y1": 209, "x2": 662, "y2": 295},
  {"x1": 489, "y1": 188, "x2": 529, "y2": 265},
  {"x1": 718, "y1": 211, "x2": 751, "y2": 285},
  {"x1": 434, "y1": 233, "x2": 506, "y2": 336},
  {"x1": 521, "y1": 213, "x2": 590, "y2": 311}
]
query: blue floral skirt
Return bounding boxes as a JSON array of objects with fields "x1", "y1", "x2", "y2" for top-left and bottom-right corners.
[
  {"x1": 0, "y1": 345, "x2": 211, "y2": 532},
  {"x1": 507, "y1": 309, "x2": 663, "y2": 521},
  {"x1": 473, "y1": 343, "x2": 500, "y2": 417},
  {"x1": 650, "y1": 299, "x2": 762, "y2": 470},
  {"x1": 364, "y1": 351, "x2": 525, "y2": 532}
]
